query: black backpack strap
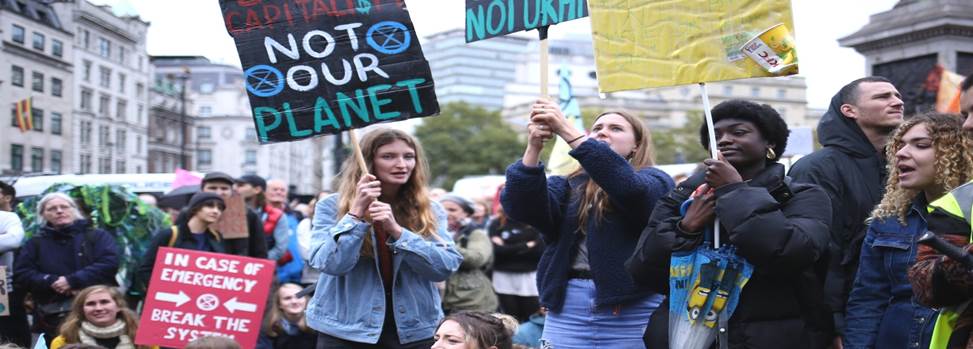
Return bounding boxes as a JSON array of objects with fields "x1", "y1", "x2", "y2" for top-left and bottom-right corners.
[{"x1": 81, "y1": 227, "x2": 99, "y2": 266}]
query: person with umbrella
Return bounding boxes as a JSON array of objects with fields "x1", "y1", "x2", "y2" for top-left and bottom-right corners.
[
  {"x1": 627, "y1": 99, "x2": 832, "y2": 348},
  {"x1": 501, "y1": 99, "x2": 673, "y2": 348}
]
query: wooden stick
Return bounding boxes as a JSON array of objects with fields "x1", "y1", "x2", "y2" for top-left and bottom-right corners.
[
  {"x1": 348, "y1": 129, "x2": 369, "y2": 176},
  {"x1": 539, "y1": 26, "x2": 550, "y2": 99}
]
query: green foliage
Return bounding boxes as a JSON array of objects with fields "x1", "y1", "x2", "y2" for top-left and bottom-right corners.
[
  {"x1": 414, "y1": 102, "x2": 526, "y2": 189},
  {"x1": 16, "y1": 183, "x2": 170, "y2": 288},
  {"x1": 652, "y1": 112, "x2": 711, "y2": 165}
]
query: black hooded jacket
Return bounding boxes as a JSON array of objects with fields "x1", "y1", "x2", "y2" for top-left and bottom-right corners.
[
  {"x1": 787, "y1": 91, "x2": 888, "y2": 336},
  {"x1": 627, "y1": 163, "x2": 832, "y2": 348}
]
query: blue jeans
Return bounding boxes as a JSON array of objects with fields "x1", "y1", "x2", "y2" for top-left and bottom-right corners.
[{"x1": 542, "y1": 279, "x2": 663, "y2": 349}]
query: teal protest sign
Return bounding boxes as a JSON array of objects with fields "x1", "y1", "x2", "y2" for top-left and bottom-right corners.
[
  {"x1": 222, "y1": 0, "x2": 439, "y2": 144},
  {"x1": 465, "y1": 0, "x2": 588, "y2": 43}
]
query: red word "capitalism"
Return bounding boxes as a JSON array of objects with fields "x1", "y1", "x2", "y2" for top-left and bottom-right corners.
[{"x1": 224, "y1": 0, "x2": 406, "y2": 34}]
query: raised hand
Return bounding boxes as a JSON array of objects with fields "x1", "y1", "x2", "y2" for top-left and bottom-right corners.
[
  {"x1": 351, "y1": 174, "x2": 381, "y2": 218},
  {"x1": 702, "y1": 153, "x2": 743, "y2": 189},
  {"x1": 369, "y1": 201, "x2": 403, "y2": 239}
]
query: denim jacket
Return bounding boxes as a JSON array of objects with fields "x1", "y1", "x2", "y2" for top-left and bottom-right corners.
[
  {"x1": 844, "y1": 197, "x2": 936, "y2": 349},
  {"x1": 305, "y1": 194, "x2": 463, "y2": 344}
]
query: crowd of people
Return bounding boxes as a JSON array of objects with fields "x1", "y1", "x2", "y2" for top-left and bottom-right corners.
[{"x1": 0, "y1": 73, "x2": 971, "y2": 349}]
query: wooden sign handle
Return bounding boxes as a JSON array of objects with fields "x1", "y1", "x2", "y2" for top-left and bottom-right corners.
[
  {"x1": 348, "y1": 129, "x2": 369, "y2": 177},
  {"x1": 539, "y1": 26, "x2": 550, "y2": 99}
]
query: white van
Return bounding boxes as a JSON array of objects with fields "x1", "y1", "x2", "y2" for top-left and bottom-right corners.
[{"x1": 7, "y1": 173, "x2": 187, "y2": 199}]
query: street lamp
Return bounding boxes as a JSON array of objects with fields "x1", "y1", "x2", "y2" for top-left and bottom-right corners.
[{"x1": 178, "y1": 66, "x2": 190, "y2": 169}]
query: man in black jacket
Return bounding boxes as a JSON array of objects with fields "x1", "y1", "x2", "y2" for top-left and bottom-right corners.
[
  {"x1": 200, "y1": 172, "x2": 268, "y2": 259},
  {"x1": 788, "y1": 76, "x2": 904, "y2": 348}
]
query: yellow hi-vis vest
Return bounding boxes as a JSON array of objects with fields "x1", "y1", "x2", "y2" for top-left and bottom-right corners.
[{"x1": 929, "y1": 180, "x2": 973, "y2": 349}]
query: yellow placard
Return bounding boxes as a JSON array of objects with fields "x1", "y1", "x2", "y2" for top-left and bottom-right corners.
[{"x1": 589, "y1": 0, "x2": 798, "y2": 92}]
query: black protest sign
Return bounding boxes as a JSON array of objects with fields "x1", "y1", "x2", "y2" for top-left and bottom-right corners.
[
  {"x1": 222, "y1": 0, "x2": 439, "y2": 144},
  {"x1": 465, "y1": 0, "x2": 588, "y2": 43}
]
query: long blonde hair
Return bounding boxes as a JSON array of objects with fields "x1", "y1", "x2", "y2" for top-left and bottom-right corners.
[
  {"x1": 871, "y1": 112, "x2": 973, "y2": 223},
  {"x1": 262, "y1": 283, "x2": 311, "y2": 337},
  {"x1": 58, "y1": 285, "x2": 147, "y2": 348},
  {"x1": 335, "y1": 128, "x2": 437, "y2": 257},
  {"x1": 571, "y1": 111, "x2": 656, "y2": 232}
]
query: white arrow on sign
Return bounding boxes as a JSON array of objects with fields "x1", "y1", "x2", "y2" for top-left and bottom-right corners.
[
  {"x1": 154, "y1": 291, "x2": 190, "y2": 307},
  {"x1": 223, "y1": 297, "x2": 257, "y2": 314}
]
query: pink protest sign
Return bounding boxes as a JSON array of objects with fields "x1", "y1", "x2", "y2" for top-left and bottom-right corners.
[{"x1": 135, "y1": 248, "x2": 274, "y2": 349}]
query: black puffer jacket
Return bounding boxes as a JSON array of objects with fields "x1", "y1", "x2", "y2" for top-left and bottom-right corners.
[
  {"x1": 627, "y1": 163, "x2": 832, "y2": 349},
  {"x1": 787, "y1": 91, "x2": 888, "y2": 336}
]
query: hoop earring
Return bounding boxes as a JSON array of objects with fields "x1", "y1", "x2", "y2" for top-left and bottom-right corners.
[{"x1": 766, "y1": 148, "x2": 776, "y2": 160}]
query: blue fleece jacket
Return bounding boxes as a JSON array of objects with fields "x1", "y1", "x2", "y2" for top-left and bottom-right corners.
[{"x1": 501, "y1": 138, "x2": 673, "y2": 311}]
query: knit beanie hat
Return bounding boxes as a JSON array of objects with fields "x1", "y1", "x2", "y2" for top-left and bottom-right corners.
[
  {"x1": 440, "y1": 194, "x2": 474, "y2": 215},
  {"x1": 187, "y1": 192, "x2": 225, "y2": 213}
]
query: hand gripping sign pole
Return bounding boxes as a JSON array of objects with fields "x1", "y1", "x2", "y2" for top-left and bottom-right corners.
[{"x1": 699, "y1": 82, "x2": 721, "y2": 248}]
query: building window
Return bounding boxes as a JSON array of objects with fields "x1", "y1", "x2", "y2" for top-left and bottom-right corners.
[
  {"x1": 83, "y1": 60, "x2": 91, "y2": 82},
  {"x1": 98, "y1": 37, "x2": 110, "y2": 58},
  {"x1": 135, "y1": 135, "x2": 142, "y2": 155},
  {"x1": 32, "y1": 32, "x2": 45, "y2": 51},
  {"x1": 32, "y1": 72, "x2": 44, "y2": 92},
  {"x1": 723, "y1": 85, "x2": 733, "y2": 95},
  {"x1": 81, "y1": 89, "x2": 92, "y2": 111},
  {"x1": 31, "y1": 108, "x2": 43, "y2": 132},
  {"x1": 119, "y1": 47, "x2": 126, "y2": 65},
  {"x1": 99, "y1": 95, "x2": 110, "y2": 117},
  {"x1": 80, "y1": 154, "x2": 92, "y2": 174},
  {"x1": 136, "y1": 83, "x2": 145, "y2": 98},
  {"x1": 777, "y1": 88, "x2": 787, "y2": 99},
  {"x1": 198, "y1": 126, "x2": 211, "y2": 139},
  {"x1": 751, "y1": 86, "x2": 760, "y2": 97},
  {"x1": 99, "y1": 125, "x2": 110, "y2": 147},
  {"x1": 118, "y1": 73, "x2": 126, "y2": 93},
  {"x1": 52, "y1": 39, "x2": 63, "y2": 57},
  {"x1": 10, "y1": 144, "x2": 23, "y2": 172},
  {"x1": 50, "y1": 150, "x2": 62, "y2": 173},
  {"x1": 245, "y1": 127, "x2": 257, "y2": 140},
  {"x1": 11, "y1": 25, "x2": 24, "y2": 44},
  {"x1": 245, "y1": 150, "x2": 257, "y2": 165},
  {"x1": 51, "y1": 77, "x2": 63, "y2": 97},
  {"x1": 117, "y1": 100, "x2": 127, "y2": 120},
  {"x1": 31, "y1": 147, "x2": 43, "y2": 172},
  {"x1": 51, "y1": 112, "x2": 62, "y2": 135},
  {"x1": 137, "y1": 104, "x2": 144, "y2": 124},
  {"x1": 81, "y1": 29, "x2": 89, "y2": 49},
  {"x1": 116, "y1": 129, "x2": 126, "y2": 152},
  {"x1": 80, "y1": 121, "x2": 91, "y2": 145},
  {"x1": 115, "y1": 160, "x2": 125, "y2": 174},
  {"x1": 199, "y1": 106, "x2": 212, "y2": 117},
  {"x1": 99, "y1": 67, "x2": 111, "y2": 88},
  {"x1": 99, "y1": 157, "x2": 111, "y2": 174},
  {"x1": 198, "y1": 149, "x2": 212, "y2": 166},
  {"x1": 11, "y1": 66, "x2": 24, "y2": 87}
]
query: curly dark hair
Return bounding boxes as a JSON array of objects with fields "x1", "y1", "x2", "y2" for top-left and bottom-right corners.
[
  {"x1": 438, "y1": 312, "x2": 513, "y2": 349},
  {"x1": 699, "y1": 99, "x2": 790, "y2": 163}
]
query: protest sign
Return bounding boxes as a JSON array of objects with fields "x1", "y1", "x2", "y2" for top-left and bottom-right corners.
[
  {"x1": 588, "y1": 0, "x2": 798, "y2": 92},
  {"x1": 465, "y1": 0, "x2": 588, "y2": 43},
  {"x1": 135, "y1": 248, "x2": 274, "y2": 349},
  {"x1": 222, "y1": 0, "x2": 439, "y2": 144},
  {"x1": 0, "y1": 266, "x2": 9, "y2": 316}
]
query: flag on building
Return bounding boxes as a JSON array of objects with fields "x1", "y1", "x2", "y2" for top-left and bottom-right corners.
[
  {"x1": 935, "y1": 66, "x2": 965, "y2": 113},
  {"x1": 547, "y1": 66, "x2": 585, "y2": 176},
  {"x1": 14, "y1": 97, "x2": 33, "y2": 132}
]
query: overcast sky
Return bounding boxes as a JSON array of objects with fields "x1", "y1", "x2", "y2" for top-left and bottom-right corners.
[{"x1": 94, "y1": 0, "x2": 899, "y2": 109}]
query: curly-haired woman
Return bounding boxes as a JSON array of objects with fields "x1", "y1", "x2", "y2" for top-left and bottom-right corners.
[{"x1": 844, "y1": 112, "x2": 973, "y2": 349}]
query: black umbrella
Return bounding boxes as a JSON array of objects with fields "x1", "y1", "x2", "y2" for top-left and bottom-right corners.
[{"x1": 157, "y1": 185, "x2": 199, "y2": 210}]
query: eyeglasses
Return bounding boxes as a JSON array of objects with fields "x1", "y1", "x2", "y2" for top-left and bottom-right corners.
[{"x1": 44, "y1": 205, "x2": 73, "y2": 213}]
